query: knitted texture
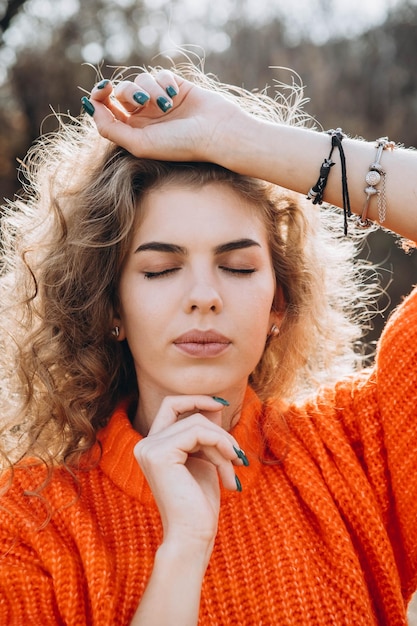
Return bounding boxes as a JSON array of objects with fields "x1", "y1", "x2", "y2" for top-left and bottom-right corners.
[{"x1": 1, "y1": 286, "x2": 417, "y2": 625}]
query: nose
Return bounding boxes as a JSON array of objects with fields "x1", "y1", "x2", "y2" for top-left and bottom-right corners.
[{"x1": 183, "y1": 279, "x2": 223, "y2": 314}]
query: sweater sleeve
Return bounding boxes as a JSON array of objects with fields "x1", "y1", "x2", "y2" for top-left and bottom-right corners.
[
  {"x1": 374, "y1": 285, "x2": 417, "y2": 594},
  {"x1": 0, "y1": 561, "x2": 61, "y2": 625},
  {"x1": 0, "y1": 527, "x2": 62, "y2": 625},
  {"x1": 0, "y1": 471, "x2": 90, "y2": 626}
]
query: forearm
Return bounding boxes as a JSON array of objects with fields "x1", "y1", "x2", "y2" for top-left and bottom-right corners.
[
  {"x1": 89, "y1": 71, "x2": 417, "y2": 241},
  {"x1": 216, "y1": 114, "x2": 417, "y2": 242},
  {"x1": 130, "y1": 541, "x2": 211, "y2": 626}
]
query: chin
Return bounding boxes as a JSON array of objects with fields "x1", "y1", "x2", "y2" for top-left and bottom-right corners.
[
  {"x1": 172, "y1": 382, "x2": 227, "y2": 396},
  {"x1": 166, "y1": 371, "x2": 247, "y2": 398}
]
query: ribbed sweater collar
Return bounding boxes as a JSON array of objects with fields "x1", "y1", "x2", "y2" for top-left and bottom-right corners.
[{"x1": 97, "y1": 387, "x2": 265, "y2": 499}]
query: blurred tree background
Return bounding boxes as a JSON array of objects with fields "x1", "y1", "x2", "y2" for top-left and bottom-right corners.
[{"x1": 1, "y1": 0, "x2": 417, "y2": 349}]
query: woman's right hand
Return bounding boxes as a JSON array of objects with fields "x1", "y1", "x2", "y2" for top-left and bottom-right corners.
[
  {"x1": 134, "y1": 395, "x2": 244, "y2": 551},
  {"x1": 130, "y1": 395, "x2": 245, "y2": 624}
]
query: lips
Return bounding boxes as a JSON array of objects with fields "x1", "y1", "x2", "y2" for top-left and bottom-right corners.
[{"x1": 173, "y1": 330, "x2": 231, "y2": 357}]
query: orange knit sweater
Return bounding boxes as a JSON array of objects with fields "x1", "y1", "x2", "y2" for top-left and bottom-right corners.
[{"x1": 1, "y1": 286, "x2": 417, "y2": 625}]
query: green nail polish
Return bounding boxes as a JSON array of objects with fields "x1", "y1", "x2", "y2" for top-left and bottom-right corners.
[
  {"x1": 81, "y1": 96, "x2": 95, "y2": 117},
  {"x1": 133, "y1": 91, "x2": 149, "y2": 105},
  {"x1": 166, "y1": 85, "x2": 177, "y2": 98},
  {"x1": 233, "y1": 445, "x2": 250, "y2": 467},
  {"x1": 235, "y1": 475, "x2": 242, "y2": 492},
  {"x1": 96, "y1": 79, "x2": 110, "y2": 90},
  {"x1": 212, "y1": 396, "x2": 230, "y2": 406},
  {"x1": 156, "y1": 96, "x2": 172, "y2": 112}
]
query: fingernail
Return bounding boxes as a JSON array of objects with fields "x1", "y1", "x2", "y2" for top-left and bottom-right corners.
[
  {"x1": 156, "y1": 96, "x2": 172, "y2": 113},
  {"x1": 133, "y1": 91, "x2": 150, "y2": 105},
  {"x1": 166, "y1": 85, "x2": 177, "y2": 98},
  {"x1": 212, "y1": 396, "x2": 230, "y2": 406},
  {"x1": 81, "y1": 96, "x2": 95, "y2": 117},
  {"x1": 235, "y1": 475, "x2": 242, "y2": 492},
  {"x1": 96, "y1": 79, "x2": 110, "y2": 90},
  {"x1": 233, "y1": 445, "x2": 250, "y2": 467}
]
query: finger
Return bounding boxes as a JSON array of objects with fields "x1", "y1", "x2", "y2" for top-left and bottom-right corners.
[
  {"x1": 187, "y1": 455, "x2": 238, "y2": 492},
  {"x1": 109, "y1": 71, "x2": 181, "y2": 116},
  {"x1": 87, "y1": 99, "x2": 138, "y2": 145},
  {"x1": 148, "y1": 395, "x2": 230, "y2": 436},
  {"x1": 132, "y1": 71, "x2": 179, "y2": 113},
  {"x1": 188, "y1": 437, "x2": 247, "y2": 489},
  {"x1": 149, "y1": 398, "x2": 248, "y2": 467},
  {"x1": 89, "y1": 86, "x2": 131, "y2": 125},
  {"x1": 136, "y1": 415, "x2": 240, "y2": 465},
  {"x1": 135, "y1": 417, "x2": 246, "y2": 491},
  {"x1": 90, "y1": 79, "x2": 113, "y2": 101},
  {"x1": 113, "y1": 80, "x2": 151, "y2": 114},
  {"x1": 135, "y1": 69, "x2": 179, "y2": 95}
]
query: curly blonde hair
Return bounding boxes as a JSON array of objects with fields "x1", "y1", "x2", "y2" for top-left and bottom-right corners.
[{"x1": 0, "y1": 63, "x2": 375, "y2": 471}]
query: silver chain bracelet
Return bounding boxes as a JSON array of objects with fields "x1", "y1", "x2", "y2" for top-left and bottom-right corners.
[{"x1": 356, "y1": 137, "x2": 396, "y2": 229}]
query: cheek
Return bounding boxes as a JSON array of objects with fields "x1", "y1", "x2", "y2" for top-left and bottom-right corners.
[
  {"x1": 118, "y1": 279, "x2": 145, "y2": 333},
  {"x1": 237, "y1": 285, "x2": 275, "y2": 341},
  {"x1": 118, "y1": 278, "x2": 178, "y2": 346},
  {"x1": 121, "y1": 296, "x2": 155, "y2": 332},
  {"x1": 248, "y1": 274, "x2": 276, "y2": 317}
]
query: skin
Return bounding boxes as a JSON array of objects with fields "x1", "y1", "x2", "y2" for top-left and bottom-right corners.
[{"x1": 114, "y1": 182, "x2": 278, "y2": 436}]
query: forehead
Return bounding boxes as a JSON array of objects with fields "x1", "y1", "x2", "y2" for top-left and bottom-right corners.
[{"x1": 134, "y1": 182, "x2": 269, "y2": 245}]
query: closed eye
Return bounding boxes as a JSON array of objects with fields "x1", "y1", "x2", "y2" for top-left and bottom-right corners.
[
  {"x1": 143, "y1": 268, "x2": 181, "y2": 279},
  {"x1": 219, "y1": 266, "x2": 256, "y2": 275}
]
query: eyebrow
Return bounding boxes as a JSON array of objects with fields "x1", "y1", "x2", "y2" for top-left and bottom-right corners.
[{"x1": 134, "y1": 238, "x2": 261, "y2": 255}]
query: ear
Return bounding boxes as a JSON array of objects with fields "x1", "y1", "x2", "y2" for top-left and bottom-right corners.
[
  {"x1": 268, "y1": 310, "x2": 284, "y2": 335},
  {"x1": 111, "y1": 313, "x2": 127, "y2": 341},
  {"x1": 269, "y1": 285, "x2": 285, "y2": 328}
]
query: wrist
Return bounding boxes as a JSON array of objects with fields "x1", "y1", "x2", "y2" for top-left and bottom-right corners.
[
  {"x1": 208, "y1": 110, "x2": 277, "y2": 180},
  {"x1": 156, "y1": 535, "x2": 214, "y2": 575},
  {"x1": 205, "y1": 107, "x2": 255, "y2": 167},
  {"x1": 130, "y1": 535, "x2": 211, "y2": 625}
]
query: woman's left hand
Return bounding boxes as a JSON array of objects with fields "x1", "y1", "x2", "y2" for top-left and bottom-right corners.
[{"x1": 88, "y1": 69, "x2": 247, "y2": 164}]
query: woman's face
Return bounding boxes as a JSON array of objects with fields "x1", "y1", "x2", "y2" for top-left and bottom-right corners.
[{"x1": 115, "y1": 182, "x2": 277, "y2": 411}]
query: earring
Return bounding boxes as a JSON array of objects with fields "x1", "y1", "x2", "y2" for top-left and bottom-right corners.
[
  {"x1": 111, "y1": 326, "x2": 120, "y2": 338},
  {"x1": 269, "y1": 324, "x2": 280, "y2": 337}
]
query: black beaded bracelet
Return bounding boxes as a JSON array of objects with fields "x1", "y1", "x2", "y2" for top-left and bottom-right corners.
[{"x1": 307, "y1": 128, "x2": 351, "y2": 235}]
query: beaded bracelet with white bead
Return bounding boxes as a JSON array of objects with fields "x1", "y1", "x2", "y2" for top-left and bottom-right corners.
[{"x1": 355, "y1": 137, "x2": 396, "y2": 229}]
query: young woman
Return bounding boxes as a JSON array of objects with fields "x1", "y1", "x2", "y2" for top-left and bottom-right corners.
[{"x1": 0, "y1": 64, "x2": 416, "y2": 625}]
